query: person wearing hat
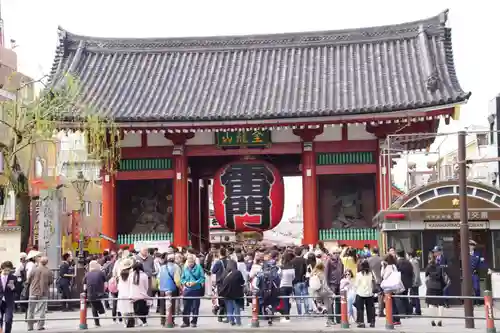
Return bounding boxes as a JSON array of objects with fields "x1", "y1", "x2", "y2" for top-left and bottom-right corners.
[
  {"x1": 469, "y1": 240, "x2": 486, "y2": 303},
  {"x1": 117, "y1": 258, "x2": 135, "y2": 327},
  {"x1": 431, "y1": 245, "x2": 449, "y2": 307}
]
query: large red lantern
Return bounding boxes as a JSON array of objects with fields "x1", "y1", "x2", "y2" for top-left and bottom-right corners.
[{"x1": 212, "y1": 159, "x2": 285, "y2": 232}]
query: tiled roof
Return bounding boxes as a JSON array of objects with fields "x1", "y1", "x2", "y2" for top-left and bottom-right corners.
[{"x1": 49, "y1": 10, "x2": 470, "y2": 123}]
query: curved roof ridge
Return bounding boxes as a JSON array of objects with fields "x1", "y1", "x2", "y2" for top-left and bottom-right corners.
[{"x1": 56, "y1": 10, "x2": 449, "y2": 52}]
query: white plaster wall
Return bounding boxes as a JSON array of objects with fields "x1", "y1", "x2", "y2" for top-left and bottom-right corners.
[
  {"x1": 148, "y1": 133, "x2": 173, "y2": 146},
  {"x1": 315, "y1": 126, "x2": 342, "y2": 141},
  {"x1": 120, "y1": 133, "x2": 141, "y2": 148},
  {"x1": 271, "y1": 129, "x2": 301, "y2": 143},
  {"x1": 188, "y1": 132, "x2": 215, "y2": 145},
  {"x1": 347, "y1": 125, "x2": 377, "y2": 140}
]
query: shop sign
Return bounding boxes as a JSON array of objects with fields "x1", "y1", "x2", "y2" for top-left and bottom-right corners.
[
  {"x1": 215, "y1": 130, "x2": 271, "y2": 147},
  {"x1": 424, "y1": 221, "x2": 489, "y2": 230},
  {"x1": 424, "y1": 211, "x2": 489, "y2": 221}
]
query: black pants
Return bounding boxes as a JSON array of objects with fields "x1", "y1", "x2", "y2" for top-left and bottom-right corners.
[
  {"x1": 356, "y1": 296, "x2": 375, "y2": 324},
  {"x1": 0, "y1": 301, "x2": 13, "y2": 333},
  {"x1": 133, "y1": 299, "x2": 149, "y2": 324},
  {"x1": 395, "y1": 289, "x2": 411, "y2": 316},
  {"x1": 60, "y1": 282, "x2": 72, "y2": 310},
  {"x1": 111, "y1": 292, "x2": 122, "y2": 322},
  {"x1": 279, "y1": 286, "x2": 293, "y2": 319},
  {"x1": 159, "y1": 290, "x2": 179, "y2": 326},
  {"x1": 89, "y1": 300, "x2": 105, "y2": 326}
]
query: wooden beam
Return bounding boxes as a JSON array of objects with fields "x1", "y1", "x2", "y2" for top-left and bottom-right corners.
[
  {"x1": 316, "y1": 164, "x2": 376, "y2": 175},
  {"x1": 115, "y1": 170, "x2": 174, "y2": 180}
]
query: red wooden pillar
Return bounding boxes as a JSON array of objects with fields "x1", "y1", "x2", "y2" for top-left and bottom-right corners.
[
  {"x1": 294, "y1": 128, "x2": 323, "y2": 246},
  {"x1": 101, "y1": 173, "x2": 117, "y2": 251},
  {"x1": 166, "y1": 133, "x2": 193, "y2": 247},
  {"x1": 200, "y1": 179, "x2": 210, "y2": 251},
  {"x1": 189, "y1": 178, "x2": 201, "y2": 251}
]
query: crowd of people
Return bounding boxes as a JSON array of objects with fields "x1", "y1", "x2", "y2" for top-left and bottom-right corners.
[{"x1": 6, "y1": 241, "x2": 458, "y2": 332}]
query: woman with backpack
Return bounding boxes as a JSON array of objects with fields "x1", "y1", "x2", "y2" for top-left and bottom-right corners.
[
  {"x1": 218, "y1": 260, "x2": 245, "y2": 326},
  {"x1": 308, "y1": 261, "x2": 334, "y2": 327},
  {"x1": 425, "y1": 253, "x2": 450, "y2": 327}
]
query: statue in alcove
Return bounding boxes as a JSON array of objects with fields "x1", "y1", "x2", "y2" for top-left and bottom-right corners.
[
  {"x1": 131, "y1": 194, "x2": 169, "y2": 233},
  {"x1": 331, "y1": 191, "x2": 366, "y2": 229}
]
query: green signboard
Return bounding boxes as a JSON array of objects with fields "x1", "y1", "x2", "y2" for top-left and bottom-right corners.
[{"x1": 215, "y1": 130, "x2": 271, "y2": 147}]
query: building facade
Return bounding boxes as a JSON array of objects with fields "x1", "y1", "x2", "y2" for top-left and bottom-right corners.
[{"x1": 47, "y1": 11, "x2": 470, "y2": 250}]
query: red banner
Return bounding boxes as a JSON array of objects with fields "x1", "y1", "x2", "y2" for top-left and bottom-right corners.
[{"x1": 71, "y1": 210, "x2": 81, "y2": 243}]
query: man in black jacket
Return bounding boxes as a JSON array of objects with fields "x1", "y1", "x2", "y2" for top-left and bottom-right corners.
[
  {"x1": 290, "y1": 247, "x2": 309, "y2": 315},
  {"x1": 395, "y1": 249, "x2": 414, "y2": 316}
]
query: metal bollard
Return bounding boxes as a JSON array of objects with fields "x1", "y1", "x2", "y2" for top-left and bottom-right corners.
[
  {"x1": 166, "y1": 291, "x2": 174, "y2": 328},
  {"x1": 340, "y1": 291, "x2": 349, "y2": 329},
  {"x1": 79, "y1": 292, "x2": 88, "y2": 330},
  {"x1": 251, "y1": 293, "x2": 260, "y2": 328},
  {"x1": 484, "y1": 290, "x2": 496, "y2": 333},
  {"x1": 384, "y1": 292, "x2": 394, "y2": 330}
]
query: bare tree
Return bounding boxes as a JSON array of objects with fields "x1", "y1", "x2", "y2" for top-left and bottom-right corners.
[{"x1": 0, "y1": 75, "x2": 121, "y2": 250}]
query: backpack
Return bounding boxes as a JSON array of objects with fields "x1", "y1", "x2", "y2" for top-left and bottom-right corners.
[{"x1": 257, "y1": 265, "x2": 280, "y2": 300}]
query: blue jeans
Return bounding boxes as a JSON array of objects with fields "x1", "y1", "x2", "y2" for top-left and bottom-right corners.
[
  {"x1": 182, "y1": 289, "x2": 201, "y2": 325},
  {"x1": 410, "y1": 287, "x2": 421, "y2": 315},
  {"x1": 293, "y1": 282, "x2": 310, "y2": 315},
  {"x1": 225, "y1": 299, "x2": 241, "y2": 325},
  {"x1": 347, "y1": 292, "x2": 355, "y2": 318}
]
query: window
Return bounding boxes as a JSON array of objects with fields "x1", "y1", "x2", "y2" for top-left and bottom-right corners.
[
  {"x1": 99, "y1": 202, "x2": 103, "y2": 217},
  {"x1": 0, "y1": 191, "x2": 16, "y2": 221},
  {"x1": 387, "y1": 231, "x2": 423, "y2": 267},
  {"x1": 490, "y1": 119, "x2": 496, "y2": 145},
  {"x1": 62, "y1": 197, "x2": 67, "y2": 213},
  {"x1": 84, "y1": 201, "x2": 91, "y2": 217},
  {"x1": 477, "y1": 134, "x2": 488, "y2": 147}
]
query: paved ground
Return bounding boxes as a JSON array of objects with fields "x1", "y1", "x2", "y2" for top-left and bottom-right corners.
[{"x1": 13, "y1": 300, "x2": 498, "y2": 332}]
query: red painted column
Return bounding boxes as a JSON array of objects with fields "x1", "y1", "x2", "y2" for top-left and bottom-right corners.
[
  {"x1": 301, "y1": 143, "x2": 319, "y2": 246},
  {"x1": 173, "y1": 153, "x2": 189, "y2": 247},
  {"x1": 101, "y1": 173, "x2": 117, "y2": 251},
  {"x1": 200, "y1": 179, "x2": 210, "y2": 251},
  {"x1": 189, "y1": 178, "x2": 201, "y2": 251}
]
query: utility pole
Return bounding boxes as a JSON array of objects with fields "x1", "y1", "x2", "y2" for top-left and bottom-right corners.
[{"x1": 458, "y1": 130, "x2": 474, "y2": 329}]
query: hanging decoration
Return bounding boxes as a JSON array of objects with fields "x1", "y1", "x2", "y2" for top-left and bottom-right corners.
[{"x1": 212, "y1": 159, "x2": 284, "y2": 232}]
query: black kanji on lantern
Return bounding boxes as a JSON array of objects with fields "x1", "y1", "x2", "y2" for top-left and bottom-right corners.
[{"x1": 220, "y1": 163, "x2": 274, "y2": 230}]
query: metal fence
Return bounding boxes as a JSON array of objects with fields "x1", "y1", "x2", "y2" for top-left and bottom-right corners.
[{"x1": 14, "y1": 291, "x2": 500, "y2": 331}]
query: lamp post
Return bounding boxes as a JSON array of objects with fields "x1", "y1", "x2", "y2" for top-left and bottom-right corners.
[{"x1": 71, "y1": 171, "x2": 89, "y2": 293}]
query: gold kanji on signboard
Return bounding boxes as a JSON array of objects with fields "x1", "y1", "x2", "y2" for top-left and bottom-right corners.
[{"x1": 252, "y1": 130, "x2": 264, "y2": 143}]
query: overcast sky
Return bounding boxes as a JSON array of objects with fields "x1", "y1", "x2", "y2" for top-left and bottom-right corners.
[{"x1": 3, "y1": 0, "x2": 499, "y2": 220}]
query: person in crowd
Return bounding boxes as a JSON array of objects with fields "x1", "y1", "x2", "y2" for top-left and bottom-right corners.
[
  {"x1": 341, "y1": 247, "x2": 358, "y2": 277},
  {"x1": 381, "y1": 254, "x2": 401, "y2": 325},
  {"x1": 26, "y1": 256, "x2": 53, "y2": 331},
  {"x1": 340, "y1": 269, "x2": 355, "y2": 322},
  {"x1": 278, "y1": 251, "x2": 295, "y2": 322},
  {"x1": 354, "y1": 260, "x2": 375, "y2": 328},
  {"x1": 367, "y1": 247, "x2": 384, "y2": 316},
  {"x1": 408, "y1": 249, "x2": 422, "y2": 316},
  {"x1": 395, "y1": 249, "x2": 414, "y2": 316},
  {"x1": 212, "y1": 248, "x2": 229, "y2": 322},
  {"x1": 432, "y1": 246, "x2": 449, "y2": 306},
  {"x1": 0, "y1": 261, "x2": 17, "y2": 333},
  {"x1": 58, "y1": 252, "x2": 74, "y2": 311},
  {"x1": 83, "y1": 260, "x2": 106, "y2": 327},
  {"x1": 158, "y1": 252, "x2": 181, "y2": 327},
  {"x1": 135, "y1": 247, "x2": 156, "y2": 294},
  {"x1": 425, "y1": 253, "x2": 450, "y2": 327},
  {"x1": 218, "y1": 260, "x2": 245, "y2": 326},
  {"x1": 130, "y1": 261, "x2": 150, "y2": 327},
  {"x1": 14, "y1": 252, "x2": 27, "y2": 312},
  {"x1": 308, "y1": 261, "x2": 334, "y2": 326},
  {"x1": 290, "y1": 246, "x2": 309, "y2": 316},
  {"x1": 117, "y1": 258, "x2": 135, "y2": 328},
  {"x1": 362, "y1": 244, "x2": 372, "y2": 258},
  {"x1": 254, "y1": 255, "x2": 280, "y2": 326},
  {"x1": 181, "y1": 254, "x2": 205, "y2": 328},
  {"x1": 324, "y1": 247, "x2": 343, "y2": 325}
]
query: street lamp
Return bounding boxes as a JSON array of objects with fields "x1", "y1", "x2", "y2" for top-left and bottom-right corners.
[{"x1": 71, "y1": 170, "x2": 89, "y2": 293}]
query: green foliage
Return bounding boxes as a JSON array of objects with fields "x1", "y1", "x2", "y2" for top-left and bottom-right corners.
[{"x1": 0, "y1": 74, "x2": 122, "y2": 195}]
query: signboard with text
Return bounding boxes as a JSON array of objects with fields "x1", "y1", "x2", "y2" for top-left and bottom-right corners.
[
  {"x1": 215, "y1": 130, "x2": 271, "y2": 148},
  {"x1": 424, "y1": 221, "x2": 489, "y2": 230}
]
